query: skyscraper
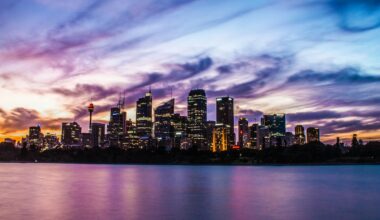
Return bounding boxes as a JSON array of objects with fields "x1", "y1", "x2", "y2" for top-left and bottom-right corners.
[
  {"x1": 261, "y1": 114, "x2": 286, "y2": 137},
  {"x1": 212, "y1": 124, "x2": 230, "y2": 152},
  {"x1": 136, "y1": 89, "x2": 153, "y2": 138},
  {"x1": 187, "y1": 89, "x2": 207, "y2": 149},
  {"x1": 238, "y1": 117, "x2": 249, "y2": 148},
  {"x1": 307, "y1": 127, "x2": 320, "y2": 143},
  {"x1": 154, "y1": 99, "x2": 174, "y2": 147},
  {"x1": 91, "y1": 123, "x2": 105, "y2": 148},
  {"x1": 172, "y1": 113, "x2": 188, "y2": 149},
  {"x1": 29, "y1": 125, "x2": 43, "y2": 147},
  {"x1": 107, "y1": 106, "x2": 126, "y2": 147},
  {"x1": 206, "y1": 121, "x2": 216, "y2": 150},
  {"x1": 61, "y1": 122, "x2": 82, "y2": 146},
  {"x1": 216, "y1": 96, "x2": 234, "y2": 146},
  {"x1": 294, "y1": 125, "x2": 305, "y2": 145},
  {"x1": 249, "y1": 123, "x2": 259, "y2": 149}
]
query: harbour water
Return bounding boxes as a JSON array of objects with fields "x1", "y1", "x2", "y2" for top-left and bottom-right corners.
[{"x1": 0, "y1": 164, "x2": 379, "y2": 220}]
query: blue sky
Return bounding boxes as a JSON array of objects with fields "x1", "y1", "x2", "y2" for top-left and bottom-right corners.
[{"x1": 0, "y1": 0, "x2": 380, "y2": 143}]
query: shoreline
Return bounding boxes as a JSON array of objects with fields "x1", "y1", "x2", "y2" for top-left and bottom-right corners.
[{"x1": 1, "y1": 161, "x2": 380, "y2": 166}]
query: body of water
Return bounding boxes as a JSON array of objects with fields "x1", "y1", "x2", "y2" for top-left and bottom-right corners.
[{"x1": 0, "y1": 164, "x2": 379, "y2": 220}]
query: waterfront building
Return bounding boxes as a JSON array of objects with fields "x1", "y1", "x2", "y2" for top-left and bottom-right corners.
[
  {"x1": 216, "y1": 96, "x2": 235, "y2": 146},
  {"x1": 187, "y1": 89, "x2": 207, "y2": 150}
]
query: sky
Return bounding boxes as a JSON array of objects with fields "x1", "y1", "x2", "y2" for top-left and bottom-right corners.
[{"x1": 0, "y1": 0, "x2": 380, "y2": 144}]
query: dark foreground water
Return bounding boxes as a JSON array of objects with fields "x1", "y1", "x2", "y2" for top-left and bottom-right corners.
[{"x1": 0, "y1": 164, "x2": 379, "y2": 220}]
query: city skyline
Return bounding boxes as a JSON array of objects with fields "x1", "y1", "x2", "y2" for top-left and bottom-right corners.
[{"x1": 1, "y1": 0, "x2": 380, "y2": 143}]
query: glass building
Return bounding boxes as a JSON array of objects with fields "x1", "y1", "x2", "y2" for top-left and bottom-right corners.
[
  {"x1": 187, "y1": 89, "x2": 207, "y2": 149},
  {"x1": 216, "y1": 96, "x2": 235, "y2": 146},
  {"x1": 261, "y1": 114, "x2": 286, "y2": 137},
  {"x1": 154, "y1": 99, "x2": 175, "y2": 147},
  {"x1": 136, "y1": 90, "x2": 153, "y2": 138},
  {"x1": 238, "y1": 117, "x2": 249, "y2": 148},
  {"x1": 61, "y1": 122, "x2": 82, "y2": 146},
  {"x1": 294, "y1": 125, "x2": 305, "y2": 145},
  {"x1": 307, "y1": 127, "x2": 320, "y2": 143},
  {"x1": 107, "y1": 107, "x2": 127, "y2": 147}
]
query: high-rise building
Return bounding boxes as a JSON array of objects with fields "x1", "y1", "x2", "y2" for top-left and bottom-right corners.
[
  {"x1": 107, "y1": 107, "x2": 126, "y2": 147},
  {"x1": 257, "y1": 125, "x2": 270, "y2": 149},
  {"x1": 172, "y1": 113, "x2": 188, "y2": 149},
  {"x1": 81, "y1": 133, "x2": 92, "y2": 148},
  {"x1": 136, "y1": 90, "x2": 153, "y2": 138},
  {"x1": 306, "y1": 127, "x2": 320, "y2": 143},
  {"x1": 212, "y1": 124, "x2": 230, "y2": 152},
  {"x1": 154, "y1": 99, "x2": 174, "y2": 147},
  {"x1": 28, "y1": 125, "x2": 42, "y2": 146},
  {"x1": 122, "y1": 119, "x2": 140, "y2": 149},
  {"x1": 206, "y1": 121, "x2": 216, "y2": 150},
  {"x1": 91, "y1": 123, "x2": 105, "y2": 148},
  {"x1": 43, "y1": 133, "x2": 59, "y2": 148},
  {"x1": 294, "y1": 125, "x2": 305, "y2": 145},
  {"x1": 187, "y1": 89, "x2": 207, "y2": 149},
  {"x1": 61, "y1": 122, "x2": 82, "y2": 146},
  {"x1": 261, "y1": 114, "x2": 286, "y2": 137},
  {"x1": 249, "y1": 123, "x2": 259, "y2": 149},
  {"x1": 238, "y1": 117, "x2": 249, "y2": 148},
  {"x1": 216, "y1": 96, "x2": 235, "y2": 146}
]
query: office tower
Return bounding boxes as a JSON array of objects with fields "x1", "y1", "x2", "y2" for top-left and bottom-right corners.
[
  {"x1": 107, "y1": 106, "x2": 127, "y2": 147},
  {"x1": 122, "y1": 119, "x2": 140, "y2": 149},
  {"x1": 212, "y1": 124, "x2": 230, "y2": 152},
  {"x1": 81, "y1": 133, "x2": 92, "y2": 148},
  {"x1": 284, "y1": 132, "x2": 294, "y2": 147},
  {"x1": 306, "y1": 127, "x2": 320, "y2": 143},
  {"x1": 91, "y1": 123, "x2": 105, "y2": 148},
  {"x1": 238, "y1": 117, "x2": 249, "y2": 148},
  {"x1": 61, "y1": 122, "x2": 82, "y2": 146},
  {"x1": 28, "y1": 125, "x2": 42, "y2": 146},
  {"x1": 187, "y1": 89, "x2": 207, "y2": 149},
  {"x1": 216, "y1": 96, "x2": 235, "y2": 146},
  {"x1": 261, "y1": 114, "x2": 286, "y2": 137},
  {"x1": 88, "y1": 102, "x2": 94, "y2": 133},
  {"x1": 172, "y1": 113, "x2": 188, "y2": 148},
  {"x1": 44, "y1": 133, "x2": 59, "y2": 148},
  {"x1": 294, "y1": 125, "x2": 305, "y2": 145},
  {"x1": 136, "y1": 89, "x2": 153, "y2": 138},
  {"x1": 257, "y1": 125, "x2": 270, "y2": 150},
  {"x1": 206, "y1": 121, "x2": 216, "y2": 150},
  {"x1": 249, "y1": 123, "x2": 259, "y2": 149},
  {"x1": 154, "y1": 99, "x2": 174, "y2": 147}
]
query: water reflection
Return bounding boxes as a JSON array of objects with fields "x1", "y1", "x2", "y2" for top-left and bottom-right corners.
[{"x1": 0, "y1": 164, "x2": 379, "y2": 220}]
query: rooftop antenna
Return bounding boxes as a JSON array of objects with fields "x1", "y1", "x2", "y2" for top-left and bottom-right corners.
[{"x1": 170, "y1": 87, "x2": 173, "y2": 99}]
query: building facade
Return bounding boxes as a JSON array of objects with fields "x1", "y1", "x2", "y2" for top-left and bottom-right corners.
[
  {"x1": 216, "y1": 96, "x2": 235, "y2": 146},
  {"x1": 187, "y1": 89, "x2": 207, "y2": 150},
  {"x1": 238, "y1": 117, "x2": 249, "y2": 148},
  {"x1": 154, "y1": 99, "x2": 175, "y2": 148},
  {"x1": 136, "y1": 90, "x2": 153, "y2": 138},
  {"x1": 307, "y1": 127, "x2": 320, "y2": 143},
  {"x1": 61, "y1": 122, "x2": 82, "y2": 146},
  {"x1": 294, "y1": 125, "x2": 305, "y2": 145}
]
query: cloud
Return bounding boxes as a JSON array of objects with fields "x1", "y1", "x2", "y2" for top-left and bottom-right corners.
[
  {"x1": 322, "y1": 119, "x2": 380, "y2": 135},
  {"x1": 208, "y1": 54, "x2": 292, "y2": 98},
  {"x1": 287, "y1": 67, "x2": 380, "y2": 84},
  {"x1": 287, "y1": 111, "x2": 343, "y2": 122},
  {"x1": 0, "y1": 108, "x2": 65, "y2": 134},
  {"x1": 52, "y1": 84, "x2": 120, "y2": 101},
  {"x1": 327, "y1": 0, "x2": 380, "y2": 32}
]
